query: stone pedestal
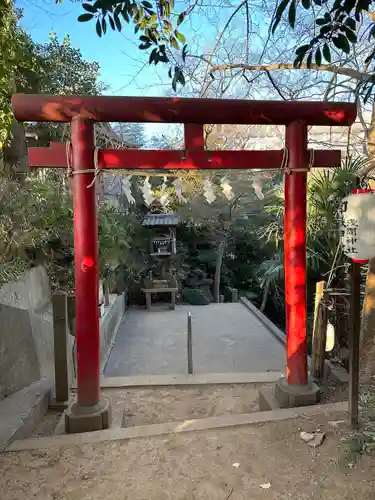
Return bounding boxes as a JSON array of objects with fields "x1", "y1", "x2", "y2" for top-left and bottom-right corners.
[
  {"x1": 274, "y1": 377, "x2": 320, "y2": 408},
  {"x1": 259, "y1": 377, "x2": 320, "y2": 411},
  {"x1": 65, "y1": 396, "x2": 111, "y2": 434}
]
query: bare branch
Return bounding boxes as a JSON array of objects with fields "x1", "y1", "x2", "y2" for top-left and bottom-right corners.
[
  {"x1": 209, "y1": 62, "x2": 369, "y2": 82},
  {"x1": 265, "y1": 70, "x2": 287, "y2": 100}
]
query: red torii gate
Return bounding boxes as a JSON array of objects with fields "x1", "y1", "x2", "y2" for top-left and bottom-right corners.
[{"x1": 12, "y1": 94, "x2": 356, "y2": 433}]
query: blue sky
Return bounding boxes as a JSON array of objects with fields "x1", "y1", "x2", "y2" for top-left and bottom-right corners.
[
  {"x1": 16, "y1": 0, "x2": 219, "y2": 96},
  {"x1": 17, "y1": 0, "x2": 168, "y2": 96}
]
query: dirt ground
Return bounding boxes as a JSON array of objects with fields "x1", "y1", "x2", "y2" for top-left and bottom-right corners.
[
  {"x1": 103, "y1": 384, "x2": 270, "y2": 427},
  {"x1": 29, "y1": 381, "x2": 349, "y2": 437},
  {"x1": 30, "y1": 410, "x2": 63, "y2": 438},
  {"x1": 2, "y1": 410, "x2": 375, "y2": 500}
]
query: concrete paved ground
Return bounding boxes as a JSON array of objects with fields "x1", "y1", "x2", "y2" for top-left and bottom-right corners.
[{"x1": 104, "y1": 303, "x2": 286, "y2": 376}]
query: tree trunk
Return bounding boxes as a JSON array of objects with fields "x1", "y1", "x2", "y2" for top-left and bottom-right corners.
[
  {"x1": 360, "y1": 101, "x2": 375, "y2": 384},
  {"x1": 214, "y1": 240, "x2": 226, "y2": 304}
]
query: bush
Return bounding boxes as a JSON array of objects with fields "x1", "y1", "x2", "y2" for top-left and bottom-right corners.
[{"x1": 181, "y1": 287, "x2": 210, "y2": 305}]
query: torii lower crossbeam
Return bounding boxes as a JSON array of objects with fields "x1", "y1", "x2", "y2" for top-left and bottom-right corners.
[{"x1": 12, "y1": 94, "x2": 356, "y2": 433}]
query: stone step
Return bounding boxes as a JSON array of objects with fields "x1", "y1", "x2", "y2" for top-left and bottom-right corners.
[{"x1": 258, "y1": 387, "x2": 280, "y2": 411}]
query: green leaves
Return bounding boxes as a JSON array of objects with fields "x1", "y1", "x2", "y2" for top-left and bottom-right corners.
[
  {"x1": 77, "y1": 0, "x2": 188, "y2": 92},
  {"x1": 182, "y1": 43, "x2": 188, "y2": 62},
  {"x1": 315, "y1": 46, "x2": 322, "y2": 66},
  {"x1": 332, "y1": 33, "x2": 350, "y2": 53},
  {"x1": 342, "y1": 25, "x2": 357, "y2": 43},
  {"x1": 114, "y1": 12, "x2": 122, "y2": 31},
  {"x1": 102, "y1": 16, "x2": 107, "y2": 34},
  {"x1": 78, "y1": 13, "x2": 94, "y2": 22},
  {"x1": 170, "y1": 36, "x2": 179, "y2": 49},
  {"x1": 82, "y1": 3, "x2": 97, "y2": 14},
  {"x1": 176, "y1": 31, "x2": 185, "y2": 44},
  {"x1": 322, "y1": 43, "x2": 331, "y2": 63},
  {"x1": 288, "y1": 0, "x2": 296, "y2": 28},
  {"x1": 171, "y1": 66, "x2": 185, "y2": 92},
  {"x1": 108, "y1": 14, "x2": 115, "y2": 30},
  {"x1": 344, "y1": 17, "x2": 356, "y2": 30},
  {"x1": 177, "y1": 12, "x2": 185, "y2": 25},
  {"x1": 96, "y1": 18, "x2": 102, "y2": 36},
  {"x1": 148, "y1": 45, "x2": 169, "y2": 64},
  {"x1": 294, "y1": 43, "x2": 310, "y2": 67},
  {"x1": 271, "y1": 0, "x2": 291, "y2": 34}
]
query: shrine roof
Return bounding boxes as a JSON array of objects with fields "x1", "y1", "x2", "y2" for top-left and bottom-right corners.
[{"x1": 142, "y1": 213, "x2": 180, "y2": 227}]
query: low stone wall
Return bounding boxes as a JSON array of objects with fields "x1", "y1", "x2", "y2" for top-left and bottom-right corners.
[
  {"x1": 100, "y1": 292, "x2": 126, "y2": 370},
  {"x1": 0, "y1": 268, "x2": 126, "y2": 449},
  {"x1": 0, "y1": 304, "x2": 41, "y2": 399},
  {"x1": 0, "y1": 267, "x2": 126, "y2": 400},
  {"x1": 0, "y1": 265, "x2": 51, "y2": 311},
  {"x1": 0, "y1": 267, "x2": 55, "y2": 400}
]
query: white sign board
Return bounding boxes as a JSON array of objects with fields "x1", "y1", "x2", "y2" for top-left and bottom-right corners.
[{"x1": 339, "y1": 191, "x2": 375, "y2": 260}]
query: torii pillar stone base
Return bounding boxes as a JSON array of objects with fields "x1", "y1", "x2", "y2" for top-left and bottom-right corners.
[
  {"x1": 65, "y1": 397, "x2": 111, "y2": 434},
  {"x1": 259, "y1": 377, "x2": 320, "y2": 411}
]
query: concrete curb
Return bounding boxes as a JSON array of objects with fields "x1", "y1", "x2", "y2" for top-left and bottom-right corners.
[
  {"x1": 240, "y1": 297, "x2": 349, "y2": 385},
  {"x1": 0, "y1": 378, "x2": 51, "y2": 452},
  {"x1": 6, "y1": 400, "x2": 348, "y2": 452},
  {"x1": 100, "y1": 292, "x2": 126, "y2": 373},
  {"x1": 240, "y1": 297, "x2": 286, "y2": 346},
  {"x1": 71, "y1": 372, "x2": 284, "y2": 389}
]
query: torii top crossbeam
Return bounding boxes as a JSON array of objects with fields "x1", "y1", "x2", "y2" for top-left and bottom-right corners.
[
  {"x1": 12, "y1": 94, "x2": 356, "y2": 126},
  {"x1": 11, "y1": 93, "x2": 357, "y2": 434}
]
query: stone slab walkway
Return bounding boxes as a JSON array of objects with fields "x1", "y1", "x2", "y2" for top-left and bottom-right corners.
[{"x1": 104, "y1": 303, "x2": 286, "y2": 377}]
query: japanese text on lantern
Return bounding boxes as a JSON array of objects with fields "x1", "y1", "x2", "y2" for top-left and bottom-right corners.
[
  {"x1": 339, "y1": 191, "x2": 375, "y2": 261},
  {"x1": 339, "y1": 199, "x2": 358, "y2": 255}
]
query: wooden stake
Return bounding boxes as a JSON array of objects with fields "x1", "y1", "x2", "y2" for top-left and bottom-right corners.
[
  {"x1": 103, "y1": 281, "x2": 110, "y2": 307},
  {"x1": 349, "y1": 260, "x2": 361, "y2": 429},
  {"x1": 52, "y1": 292, "x2": 69, "y2": 403},
  {"x1": 313, "y1": 281, "x2": 325, "y2": 336},
  {"x1": 311, "y1": 281, "x2": 327, "y2": 380}
]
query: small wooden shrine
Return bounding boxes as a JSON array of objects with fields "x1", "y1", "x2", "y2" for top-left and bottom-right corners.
[{"x1": 142, "y1": 207, "x2": 180, "y2": 310}]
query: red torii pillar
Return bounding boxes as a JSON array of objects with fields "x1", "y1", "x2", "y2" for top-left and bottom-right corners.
[{"x1": 12, "y1": 94, "x2": 356, "y2": 432}]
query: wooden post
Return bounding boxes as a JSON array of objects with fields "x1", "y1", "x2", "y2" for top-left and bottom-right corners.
[
  {"x1": 349, "y1": 260, "x2": 361, "y2": 429},
  {"x1": 103, "y1": 281, "x2": 110, "y2": 306},
  {"x1": 52, "y1": 292, "x2": 69, "y2": 403},
  {"x1": 311, "y1": 283, "x2": 328, "y2": 380},
  {"x1": 187, "y1": 312, "x2": 193, "y2": 375},
  {"x1": 313, "y1": 281, "x2": 325, "y2": 336}
]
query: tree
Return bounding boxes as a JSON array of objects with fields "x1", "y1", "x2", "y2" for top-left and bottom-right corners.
[
  {"x1": 32, "y1": 34, "x2": 106, "y2": 146},
  {"x1": 1, "y1": 4, "x2": 43, "y2": 181},
  {"x1": 0, "y1": 3, "x2": 41, "y2": 149},
  {"x1": 0, "y1": 13, "x2": 129, "y2": 289},
  {"x1": 271, "y1": 0, "x2": 375, "y2": 101},
  {"x1": 73, "y1": 0, "x2": 375, "y2": 99},
  {"x1": 113, "y1": 122, "x2": 146, "y2": 147}
]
